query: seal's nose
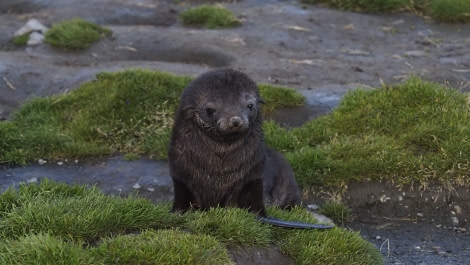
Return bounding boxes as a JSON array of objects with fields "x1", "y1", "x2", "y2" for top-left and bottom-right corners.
[{"x1": 231, "y1": 116, "x2": 242, "y2": 127}]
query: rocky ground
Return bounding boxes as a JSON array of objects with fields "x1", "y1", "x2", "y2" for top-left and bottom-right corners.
[{"x1": 1, "y1": 0, "x2": 470, "y2": 264}]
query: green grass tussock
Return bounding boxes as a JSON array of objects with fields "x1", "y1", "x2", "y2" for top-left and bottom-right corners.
[
  {"x1": 0, "y1": 230, "x2": 233, "y2": 265},
  {"x1": 44, "y1": 18, "x2": 112, "y2": 50},
  {"x1": 1, "y1": 70, "x2": 191, "y2": 164},
  {"x1": 179, "y1": 5, "x2": 241, "y2": 29},
  {"x1": 428, "y1": 0, "x2": 470, "y2": 23},
  {"x1": 0, "y1": 179, "x2": 183, "y2": 242},
  {"x1": 279, "y1": 229, "x2": 383, "y2": 265},
  {"x1": 12, "y1": 34, "x2": 29, "y2": 46},
  {"x1": 259, "y1": 84, "x2": 305, "y2": 113},
  {"x1": 0, "y1": 180, "x2": 382, "y2": 264},
  {"x1": 95, "y1": 229, "x2": 233, "y2": 265},
  {"x1": 0, "y1": 233, "x2": 96, "y2": 265},
  {"x1": 265, "y1": 77, "x2": 470, "y2": 189},
  {"x1": 319, "y1": 202, "x2": 351, "y2": 224},
  {"x1": 301, "y1": 0, "x2": 408, "y2": 13},
  {"x1": 186, "y1": 207, "x2": 272, "y2": 246},
  {"x1": 0, "y1": 69, "x2": 303, "y2": 165},
  {"x1": 0, "y1": 121, "x2": 27, "y2": 165},
  {"x1": 301, "y1": 0, "x2": 470, "y2": 23},
  {"x1": 268, "y1": 207, "x2": 383, "y2": 265}
]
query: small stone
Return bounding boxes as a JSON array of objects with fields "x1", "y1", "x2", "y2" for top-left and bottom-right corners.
[
  {"x1": 27, "y1": 32, "x2": 45, "y2": 45},
  {"x1": 57, "y1": 161, "x2": 64, "y2": 166},
  {"x1": 342, "y1": 48, "x2": 370, "y2": 56},
  {"x1": 417, "y1": 213, "x2": 424, "y2": 217},
  {"x1": 14, "y1": 18, "x2": 48, "y2": 36},
  {"x1": 397, "y1": 195, "x2": 403, "y2": 202},
  {"x1": 147, "y1": 187, "x2": 155, "y2": 192},
  {"x1": 454, "y1": 205, "x2": 462, "y2": 215},
  {"x1": 379, "y1": 194, "x2": 390, "y2": 203},
  {"x1": 27, "y1": 177, "x2": 38, "y2": 183},
  {"x1": 451, "y1": 216, "x2": 459, "y2": 226},
  {"x1": 451, "y1": 211, "x2": 456, "y2": 215},
  {"x1": 307, "y1": 204, "x2": 320, "y2": 211},
  {"x1": 74, "y1": 159, "x2": 79, "y2": 163},
  {"x1": 375, "y1": 236, "x2": 381, "y2": 240},
  {"x1": 460, "y1": 227, "x2": 467, "y2": 232},
  {"x1": 38, "y1": 159, "x2": 47, "y2": 165},
  {"x1": 132, "y1": 183, "x2": 141, "y2": 189},
  {"x1": 309, "y1": 211, "x2": 335, "y2": 225},
  {"x1": 391, "y1": 19, "x2": 404, "y2": 25},
  {"x1": 404, "y1": 50, "x2": 426, "y2": 57}
]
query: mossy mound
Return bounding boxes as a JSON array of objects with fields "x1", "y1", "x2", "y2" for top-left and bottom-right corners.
[{"x1": 0, "y1": 180, "x2": 383, "y2": 265}]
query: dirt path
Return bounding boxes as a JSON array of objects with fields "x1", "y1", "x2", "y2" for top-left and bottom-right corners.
[{"x1": 1, "y1": 0, "x2": 470, "y2": 264}]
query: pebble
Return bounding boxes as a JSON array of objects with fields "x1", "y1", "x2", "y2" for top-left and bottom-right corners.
[
  {"x1": 379, "y1": 194, "x2": 390, "y2": 203},
  {"x1": 13, "y1": 18, "x2": 49, "y2": 46},
  {"x1": 132, "y1": 183, "x2": 141, "y2": 189},
  {"x1": 343, "y1": 48, "x2": 370, "y2": 56},
  {"x1": 454, "y1": 205, "x2": 462, "y2": 214},
  {"x1": 147, "y1": 187, "x2": 155, "y2": 192},
  {"x1": 309, "y1": 211, "x2": 335, "y2": 225},
  {"x1": 451, "y1": 216, "x2": 459, "y2": 226},
  {"x1": 27, "y1": 177, "x2": 38, "y2": 183},
  {"x1": 306, "y1": 204, "x2": 320, "y2": 211},
  {"x1": 27, "y1": 31, "x2": 44, "y2": 45},
  {"x1": 57, "y1": 161, "x2": 64, "y2": 166},
  {"x1": 38, "y1": 159, "x2": 47, "y2": 165},
  {"x1": 391, "y1": 19, "x2": 404, "y2": 25},
  {"x1": 375, "y1": 236, "x2": 381, "y2": 240},
  {"x1": 417, "y1": 213, "x2": 424, "y2": 217},
  {"x1": 404, "y1": 50, "x2": 426, "y2": 57},
  {"x1": 14, "y1": 18, "x2": 48, "y2": 36}
]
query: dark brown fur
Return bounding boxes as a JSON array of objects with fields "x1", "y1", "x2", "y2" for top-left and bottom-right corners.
[
  {"x1": 168, "y1": 68, "x2": 301, "y2": 217},
  {"x1": 263, "y1": 148, "x2": 301, "y2": 209}
]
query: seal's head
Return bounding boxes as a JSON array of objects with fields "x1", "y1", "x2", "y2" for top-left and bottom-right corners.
[{"x1": 179, "y1": 69, "x2": 264, "y2": 142}]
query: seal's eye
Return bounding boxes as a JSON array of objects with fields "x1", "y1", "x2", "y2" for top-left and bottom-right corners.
[
  {"x1": 205, "y1": 107, "x2": 216, "y2": 117},
  {"x1": 247, "y1": 103, "x2": 254, "y2": 111}
]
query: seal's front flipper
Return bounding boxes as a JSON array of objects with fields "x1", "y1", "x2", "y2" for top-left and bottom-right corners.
[{"x1": 258, "y1": 216, "x2": 334, "y2": 229}]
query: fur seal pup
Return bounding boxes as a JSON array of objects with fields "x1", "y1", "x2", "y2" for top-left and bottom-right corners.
[{"x1": 168, "y1": 68, "x2": 333, "y2": 229}]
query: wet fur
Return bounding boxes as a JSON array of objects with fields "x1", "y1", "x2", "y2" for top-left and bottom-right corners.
[{"x1": 168, "y1": 68, "x2": 301, "y2": 217}]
